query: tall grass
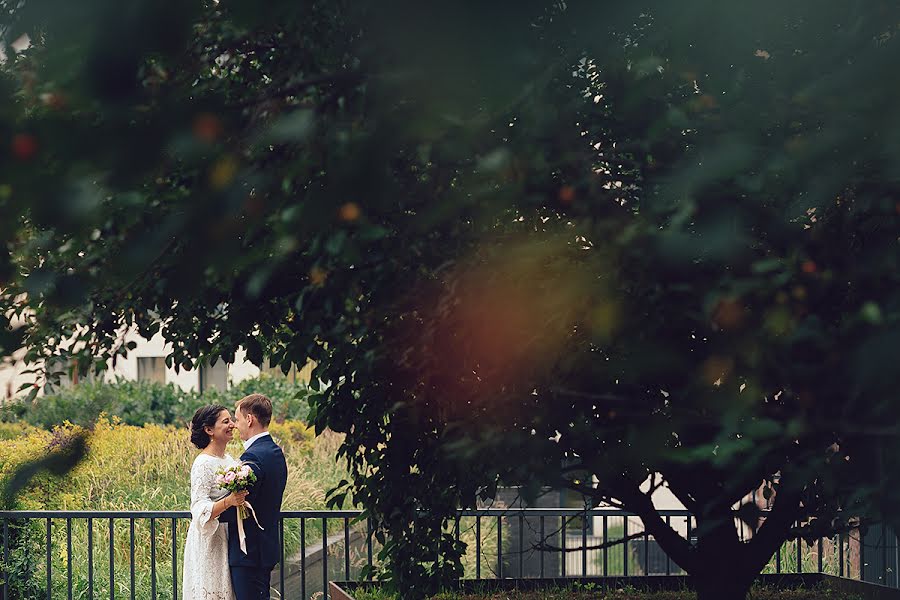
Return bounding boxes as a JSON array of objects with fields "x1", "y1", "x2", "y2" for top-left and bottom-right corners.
[{"x1": 0, "y1": 416, "x2": 349, "y2": 598}]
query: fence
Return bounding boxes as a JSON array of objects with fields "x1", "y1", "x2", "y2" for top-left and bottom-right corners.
[{"x1": 0, "y1": 508, "x2": 895, "y2": 599}]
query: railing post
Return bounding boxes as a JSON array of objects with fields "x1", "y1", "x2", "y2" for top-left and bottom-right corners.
[
  {"x1": 368, "y1": 517, "x2": 375, "y2": 579},
  {"x1": 776, "y1": 540, "x2": 781, "y2": 573},
  {"x1": 497, "y1": 516, "x2": 503, "y2": 579},
  {"x1": 109, "y1": 518, "x2": 115, "y2": 600},
  {"x1": 300, "y1": 517, "x2": 307, "y2": 600},
  {"x1": 46, "y1": 518, "x2": 51, "y2": 600},
  {"x1": 67, "y1": 518, "x2": 73, "y2": 600},
  {"x1": 560, "y1": 515, "x2": 566, "y2": 578},
  {"x1": 839, "y1": 530, "x2": 844, "y2": 577},
  {"x1": 344, "y1": 516, "x2": 350, "y2": 581},
  {"x1": 518, "y1": 514, "x2": 524, "y2": 579},
  {"x1": 818, "y1": 535, "x2": 823, "y2": 574},
  {"x1": 861, "y1": 525, "x2": 866, "y2": 581},
  {"x1": 2, "y1": 518, "x2": 8, "y2": 600},
  {"x1": 475, "y1": 516, "x2": 481, "y2": 579},
  {"x1": 171, "y1": 518, "x2": 177, "y2": 600},
  {"x1": 279, "y1": 517, "x2": 285, "y2": 599},
  {"x1": 664, "y1": 515, "x2": 671, "y2": 576},
  {"x1": 87, "y1": 518, "x2": 93, "y2": 599},
  {"x1": 150, "y1": 518, "x2": 156, "y2": 600},
  {"x1": 622, "y1": 517, "x2": 628, "y2": 577},
  {"x1": 129, "y1": 519, "x2": 135, "y2": 600},
  {"x1": 539, "y1": 515, "x2": 545, "y2": 578},
  {"x1": 602, "y1": 515, "x2": 608, "y2": 577},
  {"x1": 644, "y1": 528, "x2": 649, "y2": 576},
  {"x1": 322, "y1": 516, "x2": 328, "y2": 600},
  {"x1": 581, "y1": 511, "x2": 587, "y2": 577}
]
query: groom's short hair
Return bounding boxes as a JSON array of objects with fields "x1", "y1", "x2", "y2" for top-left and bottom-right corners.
[{"x1": 237, "y1": 393, "x2": 273, "y2": 427}]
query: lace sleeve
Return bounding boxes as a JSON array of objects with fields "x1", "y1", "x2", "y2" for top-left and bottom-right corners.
[{"x1": 189, "y1": 459, "x2": 221, "y2": 536}]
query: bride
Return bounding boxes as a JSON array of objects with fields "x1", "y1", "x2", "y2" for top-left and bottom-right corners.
[{"x1": 183, "y1": 404, "x2": 248, "y2": 600}]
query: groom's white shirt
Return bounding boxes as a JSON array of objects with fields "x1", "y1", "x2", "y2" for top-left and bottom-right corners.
[{"x1": 243, "y1": 431, "x2": 271, "y2": 450}]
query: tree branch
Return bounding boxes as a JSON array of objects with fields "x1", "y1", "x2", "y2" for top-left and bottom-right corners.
[
  {"x1": 601, "y1": 474, "x2": 700, "y2": 574},
  {"x1": 231, "y1": 71, "x2": 364, "y2": 110},
  {"x1": 534, "y1": 530, "x2": 648, "y2": 553},
  {"x1": 559, "y1": 477, "x2": 626, "y2": 510},
  {"x1": 744, "y1": 485, "x2": 803, "y2": 574}
]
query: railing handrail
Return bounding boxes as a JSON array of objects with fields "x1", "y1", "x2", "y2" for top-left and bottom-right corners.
[
  {"x1": 0, "y1": 510, "x2": 360, "y2": 519},
  {"x1": 0, "y1": 506, "x2": 895, "y2": 599},
  {"x1": 0, "y1": 507, "x2": 696, "y2": 519}
]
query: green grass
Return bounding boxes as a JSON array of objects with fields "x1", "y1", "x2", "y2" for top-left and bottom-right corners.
[
  {"x1": 591, "y1": 521, "x2": 644, "y2": 576},
  {"x1": 761, "y1": 536, "x2": 848, "y2": 577}
]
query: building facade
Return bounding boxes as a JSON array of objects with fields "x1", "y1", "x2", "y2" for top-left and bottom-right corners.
[{"x1": 0, "y1": 329, "x2": 310, "y2": 400}]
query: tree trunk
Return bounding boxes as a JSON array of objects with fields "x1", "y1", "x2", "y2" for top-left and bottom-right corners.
[
  {"x1": 694, "y1": 569, "x2": 754, "y2": 600},
  {"x1": 692, "y1": 510, "x2": 755, "y2": 600}
]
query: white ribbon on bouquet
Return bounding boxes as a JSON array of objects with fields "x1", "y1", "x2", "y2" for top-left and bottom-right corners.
[{"x1": 236, "y1": 500, "x2": 265, "y2": 554}]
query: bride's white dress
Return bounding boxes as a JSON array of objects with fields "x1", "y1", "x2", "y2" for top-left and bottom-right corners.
[{"x1": 183, "y1": 453, "x2": 238, "y2": 600}]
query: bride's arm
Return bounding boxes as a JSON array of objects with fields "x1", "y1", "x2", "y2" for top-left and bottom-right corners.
[
  {"x1": 210, "y1": 491, "x2": 245, "y2": 520},
  {"x1": 190, "y1": 461, "x2": 244, "y2": 533}
]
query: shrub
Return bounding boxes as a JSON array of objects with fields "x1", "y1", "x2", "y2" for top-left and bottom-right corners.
[
  {"x1": 268, "y1": 419, "x2": 316, "y2": 453},
  {"x1": 0, "y1": 518, "x2": 44, "y2": 599},
  {"x1": 205, "y1": 374, "x2": 315, "y2": 422},
  {"x1": 3, "y1": 374, "x2": 313, "y2": 430},
  {"x1": 16, "y1": 379, "x2": 193, "y2": 429},
  {"x1": 0, "y1": 421, "x2": 38, "y2": 440}
]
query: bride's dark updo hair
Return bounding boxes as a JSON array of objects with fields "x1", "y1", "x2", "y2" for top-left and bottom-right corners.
[{"x1": 190, "y1": 404, "x2": 227, "y2": 449}]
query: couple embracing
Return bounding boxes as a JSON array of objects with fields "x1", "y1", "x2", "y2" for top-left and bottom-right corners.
[{"x1": 183, "y1": 394, "x2": 288, "y2": 600}]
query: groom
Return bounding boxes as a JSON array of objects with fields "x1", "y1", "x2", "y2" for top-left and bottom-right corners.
[{"x1": 221, "y1": 393, "x2": 288, "y2": 600}]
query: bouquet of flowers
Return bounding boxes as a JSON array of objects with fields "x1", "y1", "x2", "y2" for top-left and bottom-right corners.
[{"x1": 215, "y1": 463, "x2": 257, "y2": 520}]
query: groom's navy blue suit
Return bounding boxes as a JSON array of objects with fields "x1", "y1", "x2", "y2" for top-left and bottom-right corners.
[{"x1": 220, "y1": 434, "x2": 288, "y2": 600}]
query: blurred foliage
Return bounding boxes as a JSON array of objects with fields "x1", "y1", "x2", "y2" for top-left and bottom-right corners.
[
  {"x1": 0, "y1": 374, "x2": 312, "y2": 428},
  {"x1": 0, "y1": 1, "x2": 899, "y2": 598}
]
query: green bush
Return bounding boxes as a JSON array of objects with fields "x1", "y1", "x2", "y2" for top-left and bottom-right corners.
[
  {"x1": 205, "y1": 374, "x2": 315, "y2": 422},
  {"x1": 3, "y1": 375, "x2": 312, "y2": 429},
  {"x1": 0, "y1": 518, "x2": 45, "y2": 599},
  {"x1": 0, "y1": 422, "x2": 38, "y2": 440},
  {"x1": 13, "y1": 378, "x2": 193, "y2": 429}
]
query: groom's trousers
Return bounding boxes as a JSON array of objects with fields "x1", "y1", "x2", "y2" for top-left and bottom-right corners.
[{"x1": 231, "y1": 566, "x2": 272, "y2": 600}]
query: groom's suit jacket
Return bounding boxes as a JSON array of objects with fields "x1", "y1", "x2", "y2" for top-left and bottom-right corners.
[{"x1": 221, "y1": 434, "x2": 288, "y2": 569}]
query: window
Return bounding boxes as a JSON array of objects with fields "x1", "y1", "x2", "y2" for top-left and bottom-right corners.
[
  {"x1": 137, "y1": 357, "x2": 166, "y2": 384},
  {"x1": 199, "y1": 360, "x2": 228, "y2": 393},
  {"x1": 262, "y1": 359, "x2": 315, "y2": 384}
]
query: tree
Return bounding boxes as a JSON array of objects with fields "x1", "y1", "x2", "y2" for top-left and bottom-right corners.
[{"x1": 1, "y1": 2, "x2": 899, "y2": 598}]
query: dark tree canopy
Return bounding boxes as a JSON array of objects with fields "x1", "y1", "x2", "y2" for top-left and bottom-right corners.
[{"x1": 1, "y1": 2, "x2": 899, "y2": 598}]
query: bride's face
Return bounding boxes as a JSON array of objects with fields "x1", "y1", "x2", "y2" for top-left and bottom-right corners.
[{"x1": 206, "y1": 409, "x2": 236, "y2": 444}]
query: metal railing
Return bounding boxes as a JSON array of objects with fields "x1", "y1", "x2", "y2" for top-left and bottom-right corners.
[{"x1": 0, "y1": 508, "x2": 895, "y2": 599}]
